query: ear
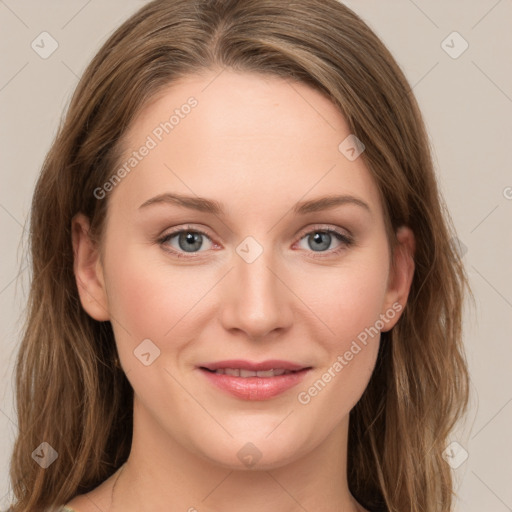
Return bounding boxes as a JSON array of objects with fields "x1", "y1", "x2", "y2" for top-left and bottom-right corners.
[
  {"x1": 381, "y1": 226, "x2": 415, "y2": 332},
  {"x1": 71, "y1": 213, "x2": 110, "y2": 321}
]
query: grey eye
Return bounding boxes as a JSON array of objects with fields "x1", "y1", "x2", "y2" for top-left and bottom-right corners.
[{"x1": 162, "y1": 230, "x2": 213, "y2": 253}]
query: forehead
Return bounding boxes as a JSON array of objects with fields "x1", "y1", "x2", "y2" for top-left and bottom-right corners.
[{"x1": 111, "y1": 69, "x2": 384, "y2": 220}]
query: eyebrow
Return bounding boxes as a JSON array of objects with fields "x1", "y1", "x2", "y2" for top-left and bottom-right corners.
[{"x1": 138, "y1": 192, "x2": 371, "y2": 215}]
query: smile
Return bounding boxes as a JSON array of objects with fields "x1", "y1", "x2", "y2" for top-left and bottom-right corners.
[
  {"x1": 197, "y1": 364, "x2": 312, "y2": 400},
  {"x1": 203, "y1": 368, "x2": 296, "y2": 377}
]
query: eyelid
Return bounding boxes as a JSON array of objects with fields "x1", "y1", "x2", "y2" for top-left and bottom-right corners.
[{"x1": 294, "y1": 223, "x2": 352, "y2": 242}]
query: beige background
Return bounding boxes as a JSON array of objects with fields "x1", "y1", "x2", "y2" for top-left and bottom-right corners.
[{"x1": 1, "y1": 1, "x2": 511, "y2": 510}]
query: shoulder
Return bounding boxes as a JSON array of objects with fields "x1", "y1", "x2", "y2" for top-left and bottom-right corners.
[
  {"x1": 61, "y1": 495, "x2": 99, "y2": 512},
  {"x1": 62, "y1": 467, "x2": 120, "y2": 512},
  {"x1": 61, "y1": 464, "x2": 124, "y2": 512},
  {"x1": 62, "y1": 492, "x2": 103, "y2": 512},
  {"x1": 42, "y1": 507, "x2": 80, "y2": 512},
  {"x1": 60, "y1": 502, "x2": 82, "y2": 512}
]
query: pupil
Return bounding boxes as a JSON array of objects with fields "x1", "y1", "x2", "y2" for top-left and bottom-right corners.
[
  {"x1": 310, "y1": 232, "x2": 330, "y2": 251},
  {"x1": 179, "y1": 232, "x2": 202, "y2": 252}
]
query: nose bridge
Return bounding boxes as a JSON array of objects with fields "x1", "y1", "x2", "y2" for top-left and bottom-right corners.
[{"x1": 220, "y1": 235, "x2": 291, "y2": 338}]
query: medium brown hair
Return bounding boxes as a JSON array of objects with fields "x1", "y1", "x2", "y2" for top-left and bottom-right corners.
[{"x1": 9, "y1": 1, "x2": 471, "y2": 510}]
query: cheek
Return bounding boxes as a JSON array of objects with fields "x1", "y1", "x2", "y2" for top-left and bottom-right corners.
[
  {"x1": 103, "y1": 244, "x2": 212, "y2": 352},
  {"x1": 293, "y1": 276, "x2": 385, "y2": 425},
  {"x1": 295, "y1": 256, "x2": 390, "y2": 346},
  {"x1": 292, "y1": 254, "x2": 388, "y2": 403}
]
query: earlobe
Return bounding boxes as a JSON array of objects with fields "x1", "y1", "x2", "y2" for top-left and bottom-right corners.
[
  {"x1": 381, "y1": 226, "x2": 415, "y2": 331},
  {"x1": 71, "y1": 213, "x2": 110, "y2": 321}
]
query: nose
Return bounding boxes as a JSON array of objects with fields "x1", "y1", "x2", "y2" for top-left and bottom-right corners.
[{"x1": 220, "y1": 244, "x2": 293, "y2": 340}]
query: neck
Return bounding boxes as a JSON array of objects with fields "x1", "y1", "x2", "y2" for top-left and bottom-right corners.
[{"x1": 111, "y1": 398, "x2": 364, "y2": 512}]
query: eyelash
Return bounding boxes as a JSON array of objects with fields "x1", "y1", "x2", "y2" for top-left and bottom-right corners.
[{"x1": 157, "y1": 224, "x2": 354, "y2": 260}]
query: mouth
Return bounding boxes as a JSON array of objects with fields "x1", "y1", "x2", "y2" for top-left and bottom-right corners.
[
  {"x1": 197, "y1": 359, "x2": 312, "y2": 400},
  {"x1": 201, "y1": 367, "x2": 300, "y2": 377}
]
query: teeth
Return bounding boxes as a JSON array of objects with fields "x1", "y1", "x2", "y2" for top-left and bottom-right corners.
[{"x1": 213, "y1": 368, "x2": 293, "y2": 377}]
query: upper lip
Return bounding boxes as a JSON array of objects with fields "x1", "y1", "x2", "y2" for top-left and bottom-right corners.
[{"x1": 199, "y1": 359, "x2": 311, "y2": 372}]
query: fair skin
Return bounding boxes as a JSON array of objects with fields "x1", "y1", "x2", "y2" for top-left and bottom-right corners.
[{"x1": 69, "y1": 69, "x2": 415, "y2": 512}]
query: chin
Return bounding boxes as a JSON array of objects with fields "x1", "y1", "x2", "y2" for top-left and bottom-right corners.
[{"x1": 192, "y1": 434, "x2": 308, "y2": 472}]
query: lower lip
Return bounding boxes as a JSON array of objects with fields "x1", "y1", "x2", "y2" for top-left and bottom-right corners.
[{"x1": 198, "y1": 368, "x2": 311, "y2": 400}]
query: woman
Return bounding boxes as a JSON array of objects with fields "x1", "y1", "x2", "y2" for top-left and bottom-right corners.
[{"x1": 8, "y1": 0, "x2": 471, "y2": 511}]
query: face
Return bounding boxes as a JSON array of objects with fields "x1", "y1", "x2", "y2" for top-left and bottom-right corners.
[{"x1": 73, "y1": 69, "x2": 414, "y2": 470}]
